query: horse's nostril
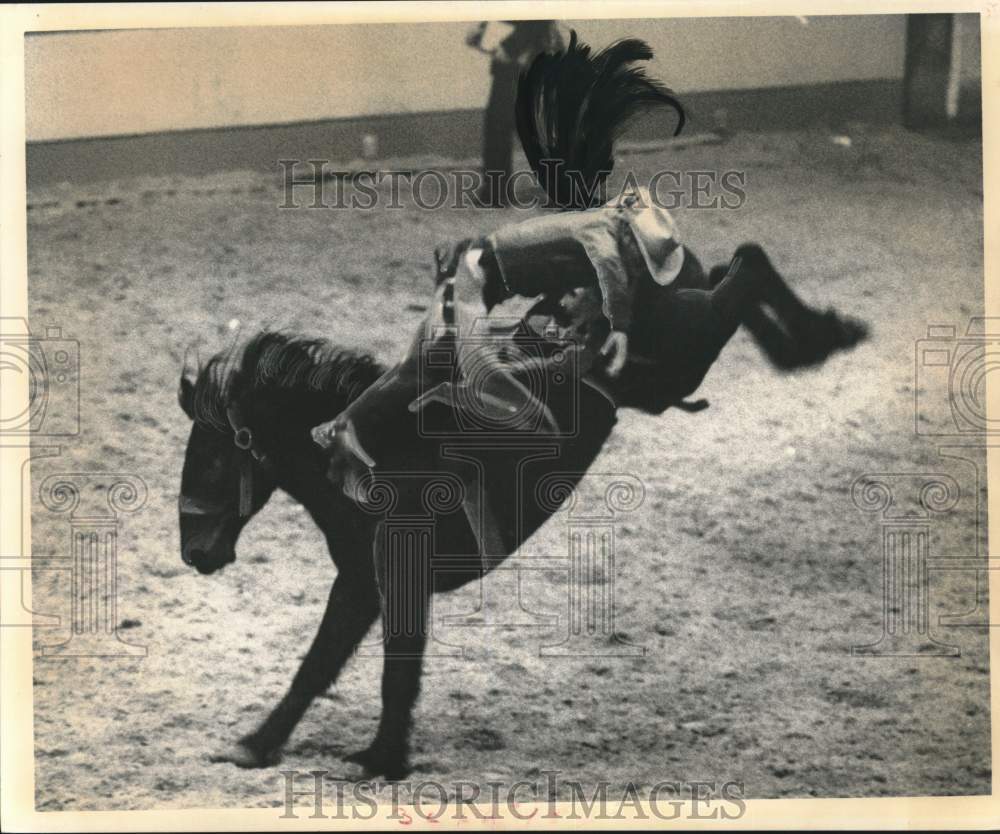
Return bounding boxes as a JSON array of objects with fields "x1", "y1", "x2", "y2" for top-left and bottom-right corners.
[{"x1": 182, "y1": 548, "x2": 204, "y2": 566}]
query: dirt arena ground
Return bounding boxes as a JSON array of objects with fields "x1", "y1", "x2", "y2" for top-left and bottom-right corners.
[{"x1": 27, "y1": 126, "x2": 990, "y2": 810}]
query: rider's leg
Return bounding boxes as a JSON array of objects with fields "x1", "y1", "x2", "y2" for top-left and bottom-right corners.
[
  {"x1": 705, "y1": 262, "x2": 803, "y2": 369},
  {"x1": 708, "y1": 245, "x2": 868, "y2": 370},
  {"x1": 311, "y1": 312, "x2": 433, "y2": 498},
  {"x1": 659, "y1": 250, "x2": 830, "y2": 393}
]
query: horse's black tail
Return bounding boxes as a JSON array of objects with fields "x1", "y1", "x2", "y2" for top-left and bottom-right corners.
[{"x1": 515, "y1": 30, "x2": 685, "y2": 210}]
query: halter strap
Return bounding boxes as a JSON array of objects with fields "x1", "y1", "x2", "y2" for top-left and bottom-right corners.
[
  {"x1": 225, "y1": 404, "x2": 267, "y2": 462},
  {"x1": 225, "y1": 404, "x2": 267, "y2": 517}
]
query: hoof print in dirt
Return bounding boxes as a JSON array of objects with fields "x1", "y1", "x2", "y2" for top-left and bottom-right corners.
[{"x1": 209, "y1": 741, "x2": 281, "y2": 769}]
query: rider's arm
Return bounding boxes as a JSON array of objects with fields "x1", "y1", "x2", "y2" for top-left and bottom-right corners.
[{"x1": 576, "y1": 219, "x2": 637, "y2": 377}]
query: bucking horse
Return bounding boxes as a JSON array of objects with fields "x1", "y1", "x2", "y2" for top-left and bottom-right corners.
[{"x1": 177, "y1": 34, "x2": 867, "y2": 779}]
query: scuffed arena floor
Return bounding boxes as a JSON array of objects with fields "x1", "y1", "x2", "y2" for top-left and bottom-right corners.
[{"x1": 26, "y1": 126, "x2": 989, "y2": 809}]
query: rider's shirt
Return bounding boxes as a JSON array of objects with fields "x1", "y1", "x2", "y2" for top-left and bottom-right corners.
[{"x1": 485, "y1": 188, "x2": 685, "y2": 333}]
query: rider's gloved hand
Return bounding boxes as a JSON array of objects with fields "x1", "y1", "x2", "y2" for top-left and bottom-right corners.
[
  {"x1": 600, "y1": 330, "x2": 629, "y2": 377},
  {"x1": 465, "y1": 21, "x2": 488, "y2": 49},
  {"x1": 311, "y1": 416, "x2": 376, "y2": 504}
]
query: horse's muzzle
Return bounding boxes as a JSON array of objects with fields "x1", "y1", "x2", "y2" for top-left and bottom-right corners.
[
  {"x1": 180, "y1": 506, "x2": 237, "y2": 574},
  {"x1": 181, "y1": 539, "x2": 236, "y2": 574}
]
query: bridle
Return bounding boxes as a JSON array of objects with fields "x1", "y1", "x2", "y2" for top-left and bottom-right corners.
[
  {"x1": 226, "y1": 403, "x2": 271, "y2": 517},
  {"x1": 178, "y1": 403, "x2": 270, "y2": 519}
]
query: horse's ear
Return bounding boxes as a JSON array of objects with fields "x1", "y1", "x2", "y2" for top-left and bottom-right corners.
[{"x1": 178, "y1": 347, "x2": 200, "y2": 420}]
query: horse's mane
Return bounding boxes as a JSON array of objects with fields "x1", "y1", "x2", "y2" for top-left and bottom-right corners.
[{"x1": 191, "y1": 330, "x2": 384, "y2": 431}]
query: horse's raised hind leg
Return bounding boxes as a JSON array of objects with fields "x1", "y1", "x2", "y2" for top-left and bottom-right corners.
[
  {"x1": 211, "y1": 570, "x2": 380, "y2": 768},
  {"x1": 709, "y1": 243, "x2": 869, "y2": 371},
  {"x1": 343, "y1": 521, "x2": 430, "y2": 780}
]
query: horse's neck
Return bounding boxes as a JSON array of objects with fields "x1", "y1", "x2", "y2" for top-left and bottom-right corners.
[
  {"x1": 258, "y1": 353, "x2": 381, "y2": 435},
  {"x1": 264, "y1": 372, "x2": 379, "y2": 519}
]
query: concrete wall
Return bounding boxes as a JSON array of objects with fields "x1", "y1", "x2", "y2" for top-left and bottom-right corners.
[
  {"x1": 958, "y1": 13, "x2": 982, "y2": 83},
  {"x1": 26, "y1": 16, "x2": 909, "y2": 142}
]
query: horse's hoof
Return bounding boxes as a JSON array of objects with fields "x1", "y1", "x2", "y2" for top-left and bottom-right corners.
[
  {"x1": 836, "y1": 313, "x2": 870, "y2": 348},
  {"x1": 784, "y1": 310, "x2": 870, "y2": 370},
  {"x1": 342, "y1": 746, "x2": 411, "y2": 781},
  {"x1": 210, "y1": 740, "x2": 281, "y2": 769}
]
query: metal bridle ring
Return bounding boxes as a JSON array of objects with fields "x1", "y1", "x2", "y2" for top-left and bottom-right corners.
[{"x1": 233, "y1": 427, "x2": 254, "y2": 451}]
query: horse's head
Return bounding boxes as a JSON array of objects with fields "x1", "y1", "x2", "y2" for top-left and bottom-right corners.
[
  {"x1": 177, "y1": 353, "x2": 278, "y2": 575},
  {"x1": 176, "y1": 332, "x2": 385, "y2": 571}
]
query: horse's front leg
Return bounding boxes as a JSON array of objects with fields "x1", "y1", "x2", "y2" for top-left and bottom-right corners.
[
  {"x1": 344, "y1": 522, "x2": 430, "y2": 780},
  {"x1": 211, "y1": 570, "x2": 380, "y2": 768}
]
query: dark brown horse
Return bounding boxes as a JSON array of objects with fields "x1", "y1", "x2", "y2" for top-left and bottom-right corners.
[
  {"x1": 177, "y1": 233, "x2": 865, "y2": 779},
  {"x1": 177, "y1": 329, "x2": 619, "y2": 778},
  {"x1": 176, "y1": 32, "x2": 867, "y2": 780}
]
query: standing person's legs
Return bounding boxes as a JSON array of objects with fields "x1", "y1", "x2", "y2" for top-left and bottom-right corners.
[{"x1": 479, "y1": 61, "x2": 518, "y2": 207}]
